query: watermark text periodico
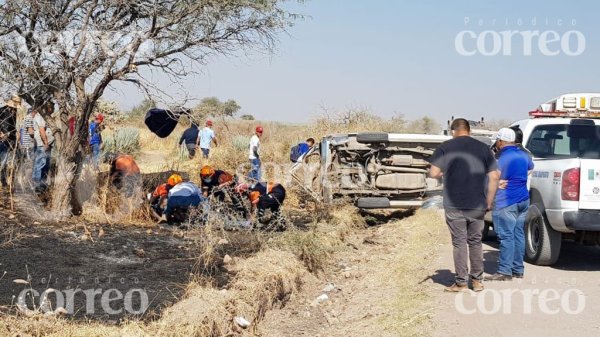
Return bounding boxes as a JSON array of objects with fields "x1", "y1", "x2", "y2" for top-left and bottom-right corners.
[{"x1": 455, "y1": 17, "x2": 585, "y2": 56}]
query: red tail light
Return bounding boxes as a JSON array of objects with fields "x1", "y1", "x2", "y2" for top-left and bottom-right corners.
[{"x1": 561, "y1": 168, "x2": 580, "y2": 201}]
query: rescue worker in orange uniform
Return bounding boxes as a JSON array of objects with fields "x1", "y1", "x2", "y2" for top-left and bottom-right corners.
[
  {"x1": 200, "y1": 165, "x2": 235, "y2": 201},
  {"x1": 237, "y1": 181, "x2": 286, "y2": 220},
  {"x1": 150, "y1": 174, "x2": 183, "y2": 220}
]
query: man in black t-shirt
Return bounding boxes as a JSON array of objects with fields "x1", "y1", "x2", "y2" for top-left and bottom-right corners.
[{"x1": 428, "y1": 118, "x2": 499, "y2": 292}]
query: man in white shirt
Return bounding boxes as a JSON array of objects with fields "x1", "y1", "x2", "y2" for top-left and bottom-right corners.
[
  {"x1": 196, "y1": 120, "x2": 217, "y2": 158},
  {"x1": 163, "y1": 181, "x2": 205, "y2": 220},
  {"x1": 248, "y1": 126, "x2": 263, "y2": 182}
]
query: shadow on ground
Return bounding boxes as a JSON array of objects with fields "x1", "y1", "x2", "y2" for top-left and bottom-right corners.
[{"x1": 359, "y1": 209, "x2": 415, "y2": 226}]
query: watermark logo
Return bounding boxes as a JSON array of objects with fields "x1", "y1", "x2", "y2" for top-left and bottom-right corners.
[
  {"x1": 455, "y1": 17, "x2": 586, "y2": 56},
  {"x1": 455, "y1": 288, "x2": 586, "y2": 315},
  {"x1": 17, "y1": 287, "x2": 149, "y2": 315}
]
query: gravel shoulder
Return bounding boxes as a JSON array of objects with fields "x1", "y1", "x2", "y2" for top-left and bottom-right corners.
[{"x1": 429, "y1": 233, "x2": 600, "y2": 337}]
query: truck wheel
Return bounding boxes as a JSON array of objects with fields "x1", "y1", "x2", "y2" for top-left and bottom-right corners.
[
  {"x1": 525, "y1": 204, "x2": 562, "y2": 265},
  {"x1": 356, "y1": 132, "x2": 389, "y2": 144},
  {"x1": 482, "y1": 221, "x2": 492, "y2": 241}
]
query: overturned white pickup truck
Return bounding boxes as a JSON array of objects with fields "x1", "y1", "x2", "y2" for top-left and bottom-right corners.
[{"x1": 291, "y1": 132, "x2": 450, "y2": 209}]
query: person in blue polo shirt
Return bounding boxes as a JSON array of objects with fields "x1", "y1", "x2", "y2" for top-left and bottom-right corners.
[{"x1": 485, "y1": 128, "x2": 534, "y2": 281}]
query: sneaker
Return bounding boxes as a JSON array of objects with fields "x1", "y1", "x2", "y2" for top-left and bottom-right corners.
[
  {"x1": 444, "y1": 283, "x2": 468, "y2": 292},
  {"x1": 471, "y1": 280, "x2": 484, "y2": 292},
  {"x1": 513, "y1": 272, "x2": 524, "y2": 279},
  {"x1": 484, "y1": 273, "x2": 512, "y2": 281}
]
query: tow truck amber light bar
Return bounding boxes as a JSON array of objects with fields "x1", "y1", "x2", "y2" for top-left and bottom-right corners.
[{"x1": 529, "y1": 110, "x2": 600, "y2": 119}]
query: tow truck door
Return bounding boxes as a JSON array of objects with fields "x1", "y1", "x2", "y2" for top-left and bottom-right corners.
[{"x1": 579, "y1": 159, "x2": 600, "y2": 210}]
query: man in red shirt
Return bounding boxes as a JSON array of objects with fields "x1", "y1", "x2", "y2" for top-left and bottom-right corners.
[{"x1": 107, "y1": 153, "x2": 141, "y2": 198}]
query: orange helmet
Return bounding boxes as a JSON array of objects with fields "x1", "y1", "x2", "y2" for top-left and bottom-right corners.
[
  {"x1": 249, "y1": 191, "x2": 261, "y2": 204},
  {"x1": 167, "y1": 174, "x2": 183, "y2": 186},
  {"x1": 200, "y1": 165, "x2": 216, "y2": 178}
]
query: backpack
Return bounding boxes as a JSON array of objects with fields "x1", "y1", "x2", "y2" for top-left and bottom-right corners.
[{"x1": 290, "y1": 143, "x2": 310, "y2": 162}]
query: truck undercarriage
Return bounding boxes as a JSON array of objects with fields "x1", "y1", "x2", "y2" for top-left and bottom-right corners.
[{"x1": 291, "y1": 132, "x2": 450, "y2": 209}]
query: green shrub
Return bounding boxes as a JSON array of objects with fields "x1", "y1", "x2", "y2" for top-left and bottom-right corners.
[
  {"x1": 232, "y1": 135, "x2": 250, "y2": 153},
  {"x1": 103, "y1": 127, "x2": 141, "y2": 155}
]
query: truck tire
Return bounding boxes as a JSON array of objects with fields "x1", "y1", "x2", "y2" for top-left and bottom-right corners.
[
  {"x1": 482, "y1": 221, "x2": 492, "y2": 241},
  {"x1": 356, "y1": 132, "x2": 389, "y2": 144},
  {"x1": 525, "y1": 204, "x2": 562, "y2": 265},
  {"x1": 356, "y1": 197, "x2": 391, "y2": 209}
]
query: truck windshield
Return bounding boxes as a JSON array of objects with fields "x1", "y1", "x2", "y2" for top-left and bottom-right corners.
[{"x1": 526, "y1": 124, "x2": 600, "y2": 159}]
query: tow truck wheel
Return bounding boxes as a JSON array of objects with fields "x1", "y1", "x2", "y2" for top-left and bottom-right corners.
[
  {"x1": 525, "y1": 204, "x2": 562, "y2": 265},
  {"x1": 482, "y1": 221, "x2": 492, "y2": 241}
]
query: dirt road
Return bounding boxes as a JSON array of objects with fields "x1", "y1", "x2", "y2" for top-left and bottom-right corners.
[{"x1": 430, "y1": 234, "x2": 600, "y2": 337}]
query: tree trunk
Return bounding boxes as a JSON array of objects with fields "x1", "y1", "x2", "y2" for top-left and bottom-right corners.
[{"x1": 49, "y1": 100, "x2": 93, "y2": 218}]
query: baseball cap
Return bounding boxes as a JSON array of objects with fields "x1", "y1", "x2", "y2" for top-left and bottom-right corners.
[{"x1": 494, "y1": 128, "x2": 516, "y2": 142}]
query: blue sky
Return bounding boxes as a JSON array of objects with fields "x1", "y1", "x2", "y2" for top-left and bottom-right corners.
[{"x1": 104, "y1": 0, "x2": 600, "y2": 125}]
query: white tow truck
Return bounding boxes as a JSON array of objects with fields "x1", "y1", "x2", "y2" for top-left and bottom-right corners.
[{"x1": 499, "y1": 93, "x2": 600, "y2": 265}]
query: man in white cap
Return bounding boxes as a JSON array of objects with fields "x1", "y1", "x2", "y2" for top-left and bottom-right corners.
[
  {"x1": 0, "y1": 95, "x2": 21, "y2": 187},
  {"x1": 485, "y1": 128, "x2": 534, "y2": 281}
]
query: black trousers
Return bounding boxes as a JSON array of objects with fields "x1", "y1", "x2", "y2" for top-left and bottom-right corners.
[{"x1": 257, "y1": 185, "x2": 286, "y2": 217}]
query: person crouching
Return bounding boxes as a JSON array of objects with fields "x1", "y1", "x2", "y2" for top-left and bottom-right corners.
[
  {"x1": 162, "y1": 181, "x2": 204, "y2": 222},
  {"x1": 107, "y1": 153, "x2": 141, "y2": 198},
  {"x1": 237, "y1": 182, "x2": 286, "y2": 221},
  {"x1": 150, "y1": 174, "x2": 182, "y2": 221}
]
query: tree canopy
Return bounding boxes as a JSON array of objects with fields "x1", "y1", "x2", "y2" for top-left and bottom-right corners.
[
  {"x1": 0, "y1": 0, "x2": 300, "y2": 216},
  {"x1": 193, "y1": 96, "x2": 241, "y2": 121}
]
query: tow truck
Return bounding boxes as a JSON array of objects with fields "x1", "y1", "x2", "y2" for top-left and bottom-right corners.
[{"x1": 504, "y1": 93, "x2": 600, "y2": 265}]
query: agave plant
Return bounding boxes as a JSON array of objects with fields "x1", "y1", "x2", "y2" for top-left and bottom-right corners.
[{"x1": 102, "y1": 127, "x2": 141, "y2": 155}]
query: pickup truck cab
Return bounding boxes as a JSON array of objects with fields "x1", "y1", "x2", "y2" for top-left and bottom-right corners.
[{"x1": 508, "y1": 93, "x2": 600, "y2": 265}]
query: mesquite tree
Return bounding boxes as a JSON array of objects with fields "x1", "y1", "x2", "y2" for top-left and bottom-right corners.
[{"x1": 0, "y1": 0, "x2": 299, "y2": 217}]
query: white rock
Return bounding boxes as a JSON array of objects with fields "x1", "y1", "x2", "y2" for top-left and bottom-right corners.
[
  {"x1": 310, "y1": 293, "x2": 330, "y2": 307},
  {"x1": 33, "y1": 221, "x2": 41, "y2": 225},
  {"x1": 234, "y1": 316, "x2": 251, "y2": 328},
  {"x1": 8, "y1": 214, "x2": 15, "y2": 219},
  {"x1": 323, "y1": 283, "x2": 336, "y2": 293},
  {"x1": 217, "y1": 238, "x2": 229, "y2": 245},
  {"x1": 316, "y1": 294, "x2": 329, "y2": 303},
  {"x1": 223, "y1": 254, "x2": 233, "y2": 264}
]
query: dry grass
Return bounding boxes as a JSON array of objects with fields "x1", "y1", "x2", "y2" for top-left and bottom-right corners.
[
  {"x1": 2, "y1": 113, "x2": 446, "y2": 336},
  {"x1": 381, "y1": 209, "x2": 446, "y2": 337}
]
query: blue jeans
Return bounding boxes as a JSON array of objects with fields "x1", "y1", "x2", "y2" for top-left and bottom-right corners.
[
  {"x1": 249, "y1": 158, "x2": 261, "y2": 182},
  {"x1": 0, "y1": 143, "x2": 9, "y2": 185},
  {"x1": 91, "y1": 143, "x2": 101, "y2": 168},
  {"x1": 164, "y1": 194, "x2": 204, "y2": 216},
  {"x1": 32, "y1": 146, "x2": 51, "y2": 188},
  {"x1": 201, "y1": 148, "x2": 210, "y2": 158},
  {"x1": 493, "y1": 199, "x2": 530, "y2": 275}
]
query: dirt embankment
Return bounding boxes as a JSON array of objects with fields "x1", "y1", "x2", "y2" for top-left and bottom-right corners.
[
  {"x1": 0, "y1": 203, "x2": 448, "y2": 337},
  {"x1": 257, "y1": 209, "x2": 446, "y2": 337}
]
